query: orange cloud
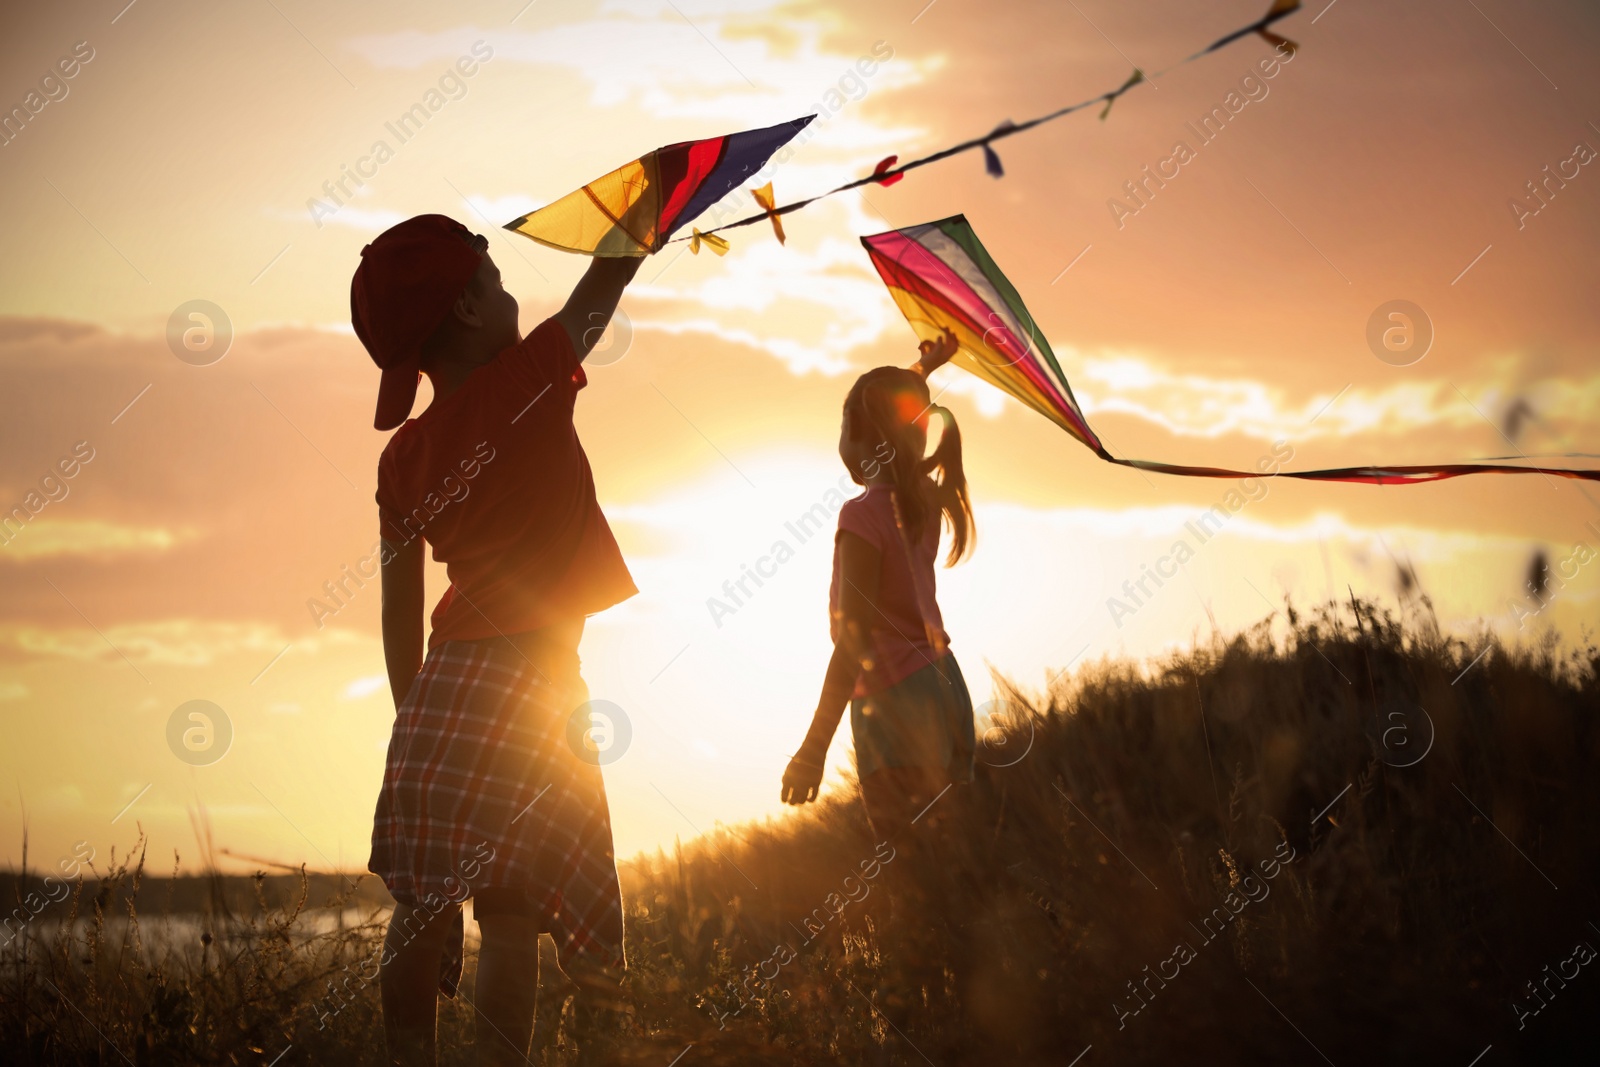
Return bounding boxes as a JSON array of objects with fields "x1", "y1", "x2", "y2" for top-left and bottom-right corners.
[{"x1": 0, "y1": 519, "x2": 196, "y2": 561}]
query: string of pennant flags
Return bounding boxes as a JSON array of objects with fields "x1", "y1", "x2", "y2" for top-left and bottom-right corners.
[
  {"x1": 671, "y1": 0, "x2": 1305, "y2": 248},
  {"x1": 504, "y1": 0, "x2": 1598, "y2": 484},
  {"x1": 504, "y1": 0, "x2": 1303, "y2": 258}
]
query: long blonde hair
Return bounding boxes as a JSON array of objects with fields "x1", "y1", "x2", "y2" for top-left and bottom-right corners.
[{"x1": 844, "y1": 366, "x2": 974, "y2": 566}]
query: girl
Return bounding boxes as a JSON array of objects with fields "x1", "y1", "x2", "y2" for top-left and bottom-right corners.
[{"x1": 780, "y1": 328, "x2": 976, "y2": 843}]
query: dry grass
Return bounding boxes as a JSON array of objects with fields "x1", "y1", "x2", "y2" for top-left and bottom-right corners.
[{"x1": 4, "y1": 597, "x2": 1597, "y2": 1065}]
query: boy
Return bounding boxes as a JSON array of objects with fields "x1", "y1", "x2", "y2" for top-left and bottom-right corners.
[{"x1": 351, "y1": 214, "x2": 642, "y2": 1066}]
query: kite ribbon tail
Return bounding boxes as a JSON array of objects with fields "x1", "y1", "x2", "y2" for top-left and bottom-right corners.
[{"x1": 1107, "y1": 456, "x2": 1600, "y2": 485}]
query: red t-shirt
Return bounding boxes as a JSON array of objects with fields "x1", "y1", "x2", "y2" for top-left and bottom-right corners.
[
  {"x1": 829, "y1": 485, "x2": 950, "y2": 698},
  {"x1": 375, "y1": 318, "x2": 636, "y2": 649}
]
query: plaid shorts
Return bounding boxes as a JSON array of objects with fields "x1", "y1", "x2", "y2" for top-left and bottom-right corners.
[{"x1": 369, "y1": 635, "x2": 624, "y2": 996}]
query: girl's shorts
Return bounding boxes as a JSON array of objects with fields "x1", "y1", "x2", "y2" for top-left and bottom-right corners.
[{"x1": 850, "y1": 653, "x2": 975, "y2": 784}]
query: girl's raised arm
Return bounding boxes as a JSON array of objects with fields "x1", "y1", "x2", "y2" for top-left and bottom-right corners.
[{"x1": 908, "y1": 326, "x2": 958, "y2": 378}]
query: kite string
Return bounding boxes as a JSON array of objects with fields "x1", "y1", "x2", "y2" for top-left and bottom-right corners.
[{"x1": 670, "y1": 0, "x2": 1304, "y2": 243}]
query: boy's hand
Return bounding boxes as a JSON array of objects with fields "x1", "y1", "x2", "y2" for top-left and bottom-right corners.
[
  {"x1": 594, "y1": 183, "x2": 662, "y2": 257},
  {"x1": 780, "y1": 751, "x2": 824, "y2": 805},
  {"x1": 911, "y1": 327, "x2": 959, "y2": 378}
]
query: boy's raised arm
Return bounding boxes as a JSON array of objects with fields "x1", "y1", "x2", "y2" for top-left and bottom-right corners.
[{"x1": 553, "y1": 256, "x2": 645, "y2": 361}]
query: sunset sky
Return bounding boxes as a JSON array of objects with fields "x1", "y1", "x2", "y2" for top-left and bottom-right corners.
[{"x1": 2, "y1": 0, "x2": 1598, "y2": 878}]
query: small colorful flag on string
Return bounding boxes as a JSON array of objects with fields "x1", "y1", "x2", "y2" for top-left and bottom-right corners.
[
  {"x1": 689, "y1": 227, "x2": 731, "y2": 256},
  {"x1": 982, "y1": 121, "x2": 1015, "y2": 177},
  {"x1": 1260, "y1": 0, "x2": 1301, "y2": 52},
  {"x1": 871, "y1": 155, "x2": 905, "y2": 186},
  {"x1": 751, "y1": 182, "x2": 786, "y2": 244},
  {"x1": 1258, "y1": 27, "x2": 1297, "y2": 54},
  {"x1": 1099, "y1": 69, "x2": 1145, "y2": 120}
]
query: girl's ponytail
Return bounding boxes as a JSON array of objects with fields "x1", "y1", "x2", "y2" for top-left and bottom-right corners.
[{"x1": 923, "y1": 403, "x2": 974, "y2": 566}]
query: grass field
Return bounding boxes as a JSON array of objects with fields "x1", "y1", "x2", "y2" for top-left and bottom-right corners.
[{"x1": 4, "y1": 597, "x2": 1597, "y2": 1065}]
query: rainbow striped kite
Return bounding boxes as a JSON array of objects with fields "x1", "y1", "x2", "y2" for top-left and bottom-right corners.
[
  {"x1": 504, "y1": 116, "x2": 813, "y2": 256},
  {"x1": 862, "y1": 216, "x2": 1600, "y2": 486}
]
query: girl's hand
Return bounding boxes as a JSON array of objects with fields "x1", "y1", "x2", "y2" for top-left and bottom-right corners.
[
  {"x1": 912, "y1": 327, "x2": 959, "y2": 377},
  {"x1": 781, "y1": 754, "x2": 824, "y2": 805}
]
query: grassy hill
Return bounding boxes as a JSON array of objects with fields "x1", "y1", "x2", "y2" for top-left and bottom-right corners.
[{"x1": 4, "y1": 598, "x2": 1597, "y2": 1065}]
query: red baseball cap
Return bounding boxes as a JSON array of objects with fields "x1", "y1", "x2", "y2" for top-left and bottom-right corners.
[{"x1": 351, "y1": 214, "x2": 485, "y2": 431}]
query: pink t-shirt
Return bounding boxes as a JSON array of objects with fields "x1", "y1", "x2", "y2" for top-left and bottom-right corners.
[{"x1": 829, "y1": 484, "x2": 950, "y2": 698}]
